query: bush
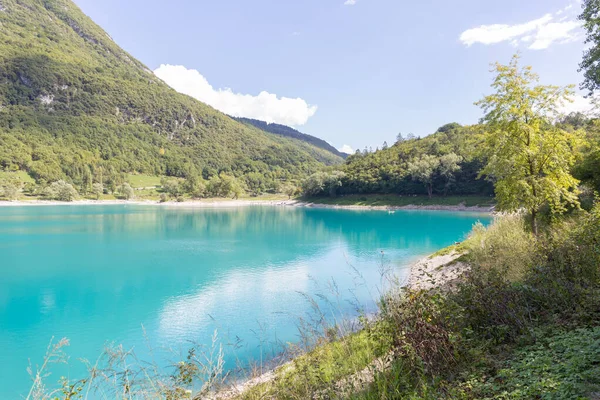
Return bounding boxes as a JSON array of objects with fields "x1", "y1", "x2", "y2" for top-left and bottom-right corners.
[
  {"x1": 525, "y1": 203, "x2": 600, "y2": 323},
  {"x1": 379, "y1": 290, "x2": 460, "y2": 377},
  {"x1": 206, "y1": 174, "x2": 243, "y2": 198},
  {"x1": 0, "y1": 182, "x2": 20, "y2": 200},
  {"x1": 118, "y1": 182, "x2": 135, "y2": 200},
  {"x1": 44, "y1": 180, "x2": 78, "y2": 202},
  {"x1": 182, "y1": 175, "x2": 206, "y2": 199},
  {"x1": 463, "y1": 214, "x2": 537, "y2": 281},
  {"x1": 161, "y1": 177, "x2": 182, "y2": 198},
  {"x1": 302, "y1": 171, "x2": 346, "y2": 197}
]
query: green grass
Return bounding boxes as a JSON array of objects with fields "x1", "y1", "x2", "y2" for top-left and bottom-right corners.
[
  {"x1": 303, "y1": 194, "x2": 495, "y2": 208},
  {"x1": 127, "y1": 174, "x2": 163, "y2": 188},
  {"x1": 428, "y1": 242, "x2": 467, "y2": 258},
  {"x1": 240, "y1": 326, "x2": 392, "y2": 399},
  {"x1": 0, "y1": 170, "x2": 35, "y2": 184}
]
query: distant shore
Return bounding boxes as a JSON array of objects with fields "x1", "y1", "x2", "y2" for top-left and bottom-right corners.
[{"x1": 0, "y1": 198, "x2": 494, "y2": 212}]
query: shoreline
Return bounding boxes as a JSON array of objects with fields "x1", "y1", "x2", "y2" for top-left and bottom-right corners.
[
  {"x1": 210, "y1": 250, "x2": 469, "y2": 399},
  {"x1": 0, "y1": 199, "x2": 494, "y2": 213}
]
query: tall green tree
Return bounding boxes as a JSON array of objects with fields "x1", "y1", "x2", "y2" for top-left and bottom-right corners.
[
  {"x1": 579, "y1": 0, "x2": 600, "y2": 94},
  {"x1": 477, "y1": 55, "x2": 582, "y2": 234},
  {"x1": 408, "y1": 155, "x2": 440, "y2": 198},
  {"x1": 439, "y1": 153, "x2": 462, "y2": 196}
]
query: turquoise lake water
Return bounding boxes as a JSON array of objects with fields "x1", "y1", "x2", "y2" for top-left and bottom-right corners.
[{"x1": 0, "y1": 205, "x2": 490, "y2": 397}]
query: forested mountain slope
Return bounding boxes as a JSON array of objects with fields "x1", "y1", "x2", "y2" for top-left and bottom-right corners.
[
  {"x1": 332, "y1": 123, "x2": 495, "y2": 196},
  {"x1": 303, "y1": 117, "x2": 599, "y2": 199},
  {"x1": 233, "y1": 117, "x2": 349, "y2": 159},
  {"x1": 0, "y1": 0, "x2": 342, "y2": 186}
]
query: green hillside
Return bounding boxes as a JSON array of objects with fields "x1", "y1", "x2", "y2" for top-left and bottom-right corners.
[
  {"x1": 0, "y1": 0, "x2": 342, "y2": 188},
  {"x1": 302, "y1": 118, "x2": 599, "y2": 200}
]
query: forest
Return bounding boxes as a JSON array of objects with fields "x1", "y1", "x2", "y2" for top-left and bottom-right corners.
[{"x1": 303, "y1": 115, "x2": 599, "y2": 201}]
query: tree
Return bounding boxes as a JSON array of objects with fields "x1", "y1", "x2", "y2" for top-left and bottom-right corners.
[
  {"x1": 382, "y1": 141, "x2": 388, "y2": 150},
  {"x1": 438, "y1": 153, "x2": 462, "y2": 196},
  {"x1": 205, "y1": 174, "x2": 242, "y2": 198},
  {"x1": 302, "y1": 172, "x2": 326, "y2": 196},
  {"x1": 45, "y1": 180, "x2": 78, "y2": 202},
  {"x1": 245, "y1": 172, "x2": 266, "y2": 196},
  {"x1": 579, "y1": 0, "x2": 600, "y2": 94},
  {"x1": 161, "y1": 177, "x2": 182, "y2": 198},
  {"x1": 436, "y1": 122, "x2": 462, "y2": 133},
  {"x1": 118, "y1": 183, "x2": 135, "y2": 200},
  {"x1": 81, "y1": 166, "x2": 93, "y2": 194},
  {"x1": 92, "y1": 183, "x2": 103, "y2": 200},
  {"x1": 477, "y1": 55, "x2": 583, "y2": 235},
  {"x1": 408, "y1": 155, "x2": 440, "y2": 198},
  {"x1": 105, "y1": 167, "x2": 124, "y2": 194},
  {"x1": 0, "y1": 181, "x2": 20, "y2": 201},
  {"x1": 282, "y1": 184, "x2": 298, "y2": 199},
  {"x1": 324, "y1": 171, "x2": 346, "y2": 197},
  {"x1": 182, "y1": 175, "x2": 206, "y2": 198}
]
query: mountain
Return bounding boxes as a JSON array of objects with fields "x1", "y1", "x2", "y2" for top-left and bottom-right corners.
[
  {"x1": 233, "y1": 117, "x2": 349, "y2": 159},
  {"x1": 0, "y1": 0, "x2": 343, "y2": 186}
]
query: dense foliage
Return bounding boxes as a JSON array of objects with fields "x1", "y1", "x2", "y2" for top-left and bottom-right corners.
[
  {"x1": 0, "y1": 0, "x2": 342, "y2": 194},
  {"x1": 304, "y1": 123, "x2": 495, "y2": 197},
  {"x1": 579, "y1": 0, "x2": 600, "y2": 94},
  {"x1": 477, "y1": 56, "x2": 582, "y2": 234}
]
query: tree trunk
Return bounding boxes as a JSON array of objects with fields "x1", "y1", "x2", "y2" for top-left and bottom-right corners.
[
  {"x1": 531, "y1": 209, "x2": 538, "y2": 236},
  {"x1": 427, "y1": 184, "x2": 433, "y2": 199}
]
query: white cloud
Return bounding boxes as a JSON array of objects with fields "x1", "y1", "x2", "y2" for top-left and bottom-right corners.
[
  {"x1": 344, "y1": 0, "x2": 357, "y2": 5},
  {"x1": 558, "y1": 94, "x2": 599, "y2": 115},
  {"x1": 154, "y1": 64, "x2": 318, "y2": 126},
  {"x1": 528, "y1": 20, "x2": 581, "y2": 49},
  {"x1": 460, "y1": 14, "x2": 553, "y2": 46},
  {"x1": 460, "y1": 3, "x2": 581, "y2": 50},
  {"x1": 338, "y1": 144, "x2": 354, "y2": 154}
]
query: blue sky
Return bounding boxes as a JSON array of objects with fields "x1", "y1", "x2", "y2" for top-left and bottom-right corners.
[{"x1": 74, "y1": 0, "x2": 588, "y2": 153}]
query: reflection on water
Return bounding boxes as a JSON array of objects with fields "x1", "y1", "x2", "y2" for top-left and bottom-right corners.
[{"x1": 0, "y1": 205, "x2": 490, "y2": 397}]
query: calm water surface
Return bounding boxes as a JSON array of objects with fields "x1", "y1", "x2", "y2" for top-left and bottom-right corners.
[{"x1": 0, "y1": 205, "x2": 490, "y2": 396}]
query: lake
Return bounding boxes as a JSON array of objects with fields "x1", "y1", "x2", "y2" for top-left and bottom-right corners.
[{"x1": 0, "y1": 205, "x2": 490, "y2": 397}]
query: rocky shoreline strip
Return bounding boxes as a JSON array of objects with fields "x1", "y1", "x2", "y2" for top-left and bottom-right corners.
[{"x1": 0, "y1": 198, "x2": 494, "y2": 213}]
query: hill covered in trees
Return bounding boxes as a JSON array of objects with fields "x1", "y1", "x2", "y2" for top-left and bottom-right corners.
[
  {"x1": 233, "y1": 117, "x2": 349, "y2": 159},
  {"x1": 0, "y1": 0, "x2": 342, "y2": 191},
  {"x1": 303, "y1": 117, "x2": 600, "y2": 200}
]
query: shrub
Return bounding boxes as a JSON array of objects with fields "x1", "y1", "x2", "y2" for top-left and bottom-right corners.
[
  {"x1": 0, "y1": 182, "x2": 20, "y2": 200},
  {"x1": 463, "y1": 214, "x2": 537, "y2": 281},
  {"x1": 161, "y1": 177, "x2": 182, "y2": 198},
  {"x1": 206, "y1": 174, "x2": 242, "y2": 198},
  {"x1": 302, "y1": 171, "x2": 346, "y2": 197},
  {"x1": 182, "y1": 175, "x2": 206, "y2": 199},
  {"x1": 118, "y1": 182, "x2": 135, "y2": 200},
  {"x1": 379, "y1": 290, "x2": 460, "y2": 377},
  {"x1": 525, "y1": 203, "x2": 600, "y2": 323},
  {"x1": 44, "y1": 180, "x2": 78, "y2": 202}
]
